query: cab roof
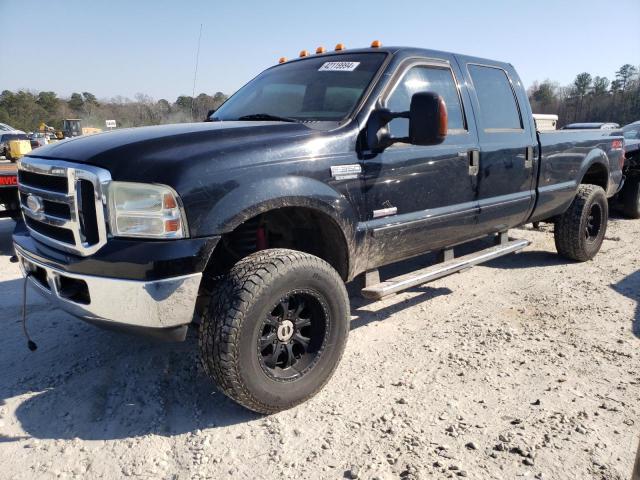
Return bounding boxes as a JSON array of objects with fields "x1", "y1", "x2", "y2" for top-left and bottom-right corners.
[{"x1": 276, "y1": 46, "x2": 512, "y2": 71}]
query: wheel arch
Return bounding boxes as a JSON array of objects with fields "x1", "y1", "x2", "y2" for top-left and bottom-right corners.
[
  {"x1": 579, "y1": 151, "x2": 609, "y2": 191},
  {"x1": 199, "y1": 177, "x2": 358, "y2": 281}
]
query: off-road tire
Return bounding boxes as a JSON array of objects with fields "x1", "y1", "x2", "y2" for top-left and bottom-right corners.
[
  {"x1": 554, "y1": 184, "x2": 608, "y2": 262},
  {"x1": 199, "y1": 248, "x2": 350, "y2": 414},
  {"x1": 621, "y1": 177, "x2": 640, "y2": 219}
]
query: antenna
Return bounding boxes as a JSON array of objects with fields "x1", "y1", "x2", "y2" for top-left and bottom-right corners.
[{"x1": 190, "y1": 23, "x2": 203, "y2": 121}]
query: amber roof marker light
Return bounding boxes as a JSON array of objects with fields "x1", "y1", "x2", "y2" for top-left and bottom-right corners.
[
  {"x1": 370, "y1": 40, "x2": 382, "y2": 48},
  {"x1": 299, "y1": 50, "x2": 309, "y2": 57},
  {"x1": 315, "y1": 46, "x2": 326, "y2": 54},
  {"x1": 334, "y1": 43, "x2": 345, "y2": 51},
  {"x1": 278, "y1": 57, "x2": 287, "y2": 64}
]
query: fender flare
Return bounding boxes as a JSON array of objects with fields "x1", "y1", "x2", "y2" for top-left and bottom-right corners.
[
  {"x1": 198, "y1": 175, "x2": 359, "y2": 265},
  {"x1": 577, "y1": 148, "x2": 609, "y2": 190}
]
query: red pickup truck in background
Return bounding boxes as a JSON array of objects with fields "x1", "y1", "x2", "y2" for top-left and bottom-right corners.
[{"x1": 0, "y1": 160, "x2": 19, "y2": 220}]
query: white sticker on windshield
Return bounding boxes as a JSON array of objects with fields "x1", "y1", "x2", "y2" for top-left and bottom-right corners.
[{"x1": 319, "y1": 61, "x2": 360, "y2": 72}]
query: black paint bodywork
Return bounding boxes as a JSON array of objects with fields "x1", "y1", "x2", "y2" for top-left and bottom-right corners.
[
  {"x1": 12, "y1": 221, "x2": 219, "y2": 281},
  {"x1": 15, "y1": 47, "x2": 625, "y2": 282}
]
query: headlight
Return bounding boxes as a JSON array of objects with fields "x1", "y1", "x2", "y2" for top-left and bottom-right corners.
[{"x1": 108, "y1": 182, "x2": 187, "y2": 239}]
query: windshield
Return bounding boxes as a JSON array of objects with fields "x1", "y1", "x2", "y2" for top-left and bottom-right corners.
[{"x1": 212, "y1": 53, "x2": 386, "y2": 123}]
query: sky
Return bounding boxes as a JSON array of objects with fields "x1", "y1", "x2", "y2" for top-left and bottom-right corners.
[{"x1": 1, "y1": 0, "x2": 639, "y2": 101}]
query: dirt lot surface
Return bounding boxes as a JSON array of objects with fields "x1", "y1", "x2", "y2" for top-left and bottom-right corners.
[{"x1": 0, "y1": 216, "x2": 638, "y2": 480}]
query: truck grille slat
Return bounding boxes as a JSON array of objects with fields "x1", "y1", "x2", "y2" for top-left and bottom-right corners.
[
  {"x1": 18, "y1": 183, "x2": 73, "y2": 203},
  {"x1": 18, "y1": 169, "x2": 68, "y2": 192},
  {"x1": 24, "y1": 217, "x2": 76, "y2": 245},
  {"x1": 22, "y1": 207, "x2": 74, "y2": 228},
  {"x1": 17, "y1": 158, "x2": 111, "y2": 256}
]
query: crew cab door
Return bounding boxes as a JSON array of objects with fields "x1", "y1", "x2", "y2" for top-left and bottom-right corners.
[
  {"x1": 461, "y1": 61, "x2": 537, "y2": 233},
  {"x1": 362, "y1": 59, "x2": 480, "y2": 266}
]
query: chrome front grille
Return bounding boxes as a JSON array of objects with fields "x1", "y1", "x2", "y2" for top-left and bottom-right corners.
[{"x1": 17, "y1": 157, "x2": 111, "y2": 256}]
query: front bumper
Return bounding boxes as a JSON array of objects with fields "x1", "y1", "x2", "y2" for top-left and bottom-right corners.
[{"x1": 14, "y1": 243, "x2": 202, "y2": 340}]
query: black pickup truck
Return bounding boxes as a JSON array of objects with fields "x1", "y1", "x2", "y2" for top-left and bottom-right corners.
[
  {"x1": 619, "y1": 121, "x2": 640, "y2": 218},
  {"x1": 13, "y1": 45, "x2": 624, "y2": 413}
]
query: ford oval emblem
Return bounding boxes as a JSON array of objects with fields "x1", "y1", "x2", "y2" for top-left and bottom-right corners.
[{"x1": 26, "y1": 194, "x2": 44, "y2": 213}]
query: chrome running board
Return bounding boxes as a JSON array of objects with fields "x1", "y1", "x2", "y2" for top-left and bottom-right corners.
[{"x1": 361, "y1": 237, "x2": 530, "y2": 300}]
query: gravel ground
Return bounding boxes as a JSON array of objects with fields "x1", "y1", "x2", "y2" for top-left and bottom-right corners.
[{"x1": 0, "y1": 215, "x2": 638, "y2": 480}]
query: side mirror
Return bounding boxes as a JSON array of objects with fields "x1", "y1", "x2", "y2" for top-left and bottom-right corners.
[
  {"x1": 365, "y1": 108, "x2": 395, "y2": 151},
  {"x1": 365, "y1": 92, "x2": 447, "y2": 153},
  {"x1": 204, "y1": 109, "x2": 216, "y2": 122},
  {"x1": 408, "y1": 92, "x2": 448, "y2": 146}
]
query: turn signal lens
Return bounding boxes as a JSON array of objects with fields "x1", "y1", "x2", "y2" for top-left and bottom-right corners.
[
  {"x1": 438, "y1": 97, "x2": 448, "y2": 137},
  {"x1": 165, "y1": 218, "x2": 181, "y2": 233},
  {"x1": 299, "y1": 50, "x2": 309, "y2": 57},
  {"x1": 163, "y1": 192, "x2": 177, "y2": 209},
  {"x1": 335, "y1": 43, "x2": 345, "y2": 51},
  {"x1": 278, "y1": 57, "x2": 287, "y2": 64},
  {"x1": 611, "y1": 139, "x2": 625, "y2": 169},
  {"x1": 438, "y1": 97, "x2": 449, "y2": 138},
  {"x1": 370, "y1": 40, "x2": 382, "y2": 48},
  {"x1": 315, "y1": 46, "x2": 326, "y2": 54}
]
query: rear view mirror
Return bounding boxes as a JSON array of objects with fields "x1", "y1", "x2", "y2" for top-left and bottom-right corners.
[
  {"x1": 365, "y1": 92, "x2": 448, "y2": 153},
  {"x1": 408, "y1": 92, "x2": 447, "y2": 146}
]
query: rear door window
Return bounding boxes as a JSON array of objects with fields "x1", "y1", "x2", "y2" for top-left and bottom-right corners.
[{"x1": 468, "y1": 64, "x2": 522, "y2": 130}]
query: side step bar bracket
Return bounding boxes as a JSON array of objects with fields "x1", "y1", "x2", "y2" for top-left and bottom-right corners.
[{"x1": 361, "y1": 237, "x2": 530, "y2": 300}]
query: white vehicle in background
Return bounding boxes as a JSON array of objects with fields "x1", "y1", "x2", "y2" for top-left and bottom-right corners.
[
  {"x1": 0, "y1": 123, "x2": 25, "y2": 134},
  {"x1": 561, "y1": 122, "x2": 620, "y2": 130},
  {"x1": 533, "y1": 114, "x2": 558, "y2": 131}
]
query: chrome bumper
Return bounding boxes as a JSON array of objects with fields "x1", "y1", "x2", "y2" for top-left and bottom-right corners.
[{"x1": 14, "y1": 244, "x2": 202, "y2": 331}]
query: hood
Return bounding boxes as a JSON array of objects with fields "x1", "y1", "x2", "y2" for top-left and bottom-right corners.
[{"x1": 26, "y1": 121, "x2": 314, "y2": 173}]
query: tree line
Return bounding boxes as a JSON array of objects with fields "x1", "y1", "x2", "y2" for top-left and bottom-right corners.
[
  {"x1": 0, "y1": 90, "x2": 228, "y2": 133},
  {"x1": 1, "y1": 62, "x2": 638, "y2": 133},
  {"x1": 528, "y1": 63, "x2": 639, "y2": 126}
]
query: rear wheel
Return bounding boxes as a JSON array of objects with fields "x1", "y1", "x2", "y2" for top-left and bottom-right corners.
[
  {"x1": 554, "y1": 184, "x2": 608, "y2": 262},
  {"x1": 199, "y1": 249, "x2": 350, "y2": 414},
  {"x1": 621, "y1": 177, "x2": 640, "y2": 219}
]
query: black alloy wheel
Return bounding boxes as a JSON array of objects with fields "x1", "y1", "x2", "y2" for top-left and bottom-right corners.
[
  {"x1": 585, "y1": 203, "x2": 602, "y2": 242},
  {"x1": 258, "y1": 290, "x2": 329, "y2": 381}
]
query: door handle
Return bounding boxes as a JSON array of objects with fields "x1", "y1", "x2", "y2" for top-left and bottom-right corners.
[
  {"x1": 467, "y1": 149, "x2": 480, "y2": 176},
  {"x1": 525, "y1": 146, "x2": 534, "y2": 169}
]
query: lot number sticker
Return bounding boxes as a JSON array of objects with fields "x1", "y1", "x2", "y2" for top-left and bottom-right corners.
[{"x1": 319, "y1": 62, "x2": 360, "y2": 72}]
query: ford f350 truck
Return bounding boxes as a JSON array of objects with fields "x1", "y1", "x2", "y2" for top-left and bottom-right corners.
[{"x1": 13, "y1": 44, "x2": 624, "y2": 413}]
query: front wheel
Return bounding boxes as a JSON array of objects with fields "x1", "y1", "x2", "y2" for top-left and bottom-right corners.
[
  {"x1": 621, "y1": 177, "x2": 640, "y2": 219},
  {"x1": 199, "y1": 249, "x2": 350, "y2": 414},
  {"x1": 554, "y1": 184, "x2": 608, "y2": 262}
]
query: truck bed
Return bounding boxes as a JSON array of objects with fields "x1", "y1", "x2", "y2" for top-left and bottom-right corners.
[{"x1": 531, "y1": 129, "x2": 624, "y2": 222}]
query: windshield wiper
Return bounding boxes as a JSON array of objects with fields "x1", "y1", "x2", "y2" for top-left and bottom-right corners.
[{"x1": 237, "y1": 113, "x2": 298, "y2": 123}]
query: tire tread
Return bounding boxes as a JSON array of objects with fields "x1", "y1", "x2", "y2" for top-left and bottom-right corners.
[
  {"x1": 198, "y1": 248, "x2": 349, "y2": 414},
  {"x1": 554, "y1": 184, "x2": 608, "y2": 262}
]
